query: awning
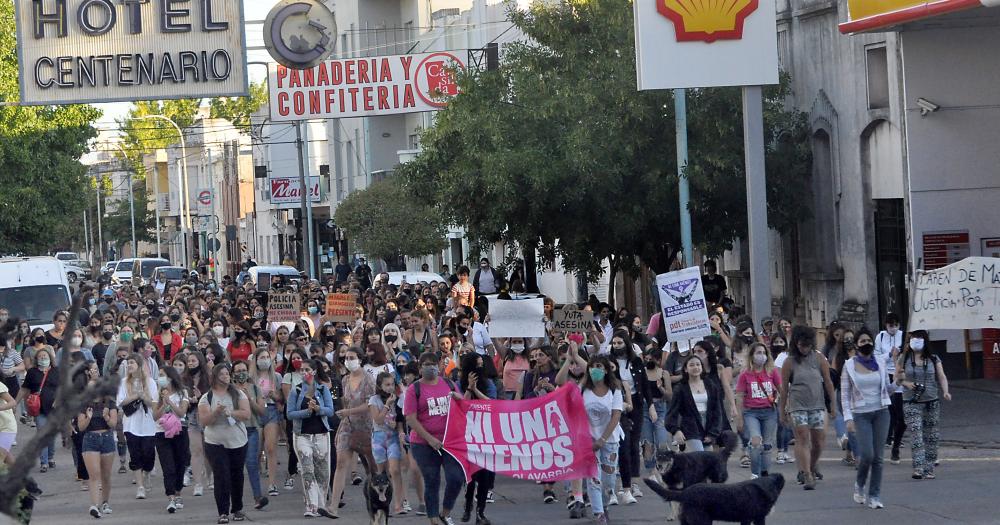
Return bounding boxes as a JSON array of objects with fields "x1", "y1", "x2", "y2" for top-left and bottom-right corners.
[{"x1": 839, "y1": 0, "x2": 998, "y2": 33}]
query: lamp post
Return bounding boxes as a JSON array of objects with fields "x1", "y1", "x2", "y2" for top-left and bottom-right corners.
[
  {"x1": 134, "y1": 115, "x2": 190, "y2": 266},
  {"x1": 109, "y1": 144, "x2": 137, "y2": 256}
]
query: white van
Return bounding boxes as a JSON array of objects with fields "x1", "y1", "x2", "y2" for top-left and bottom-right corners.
[
  {"x1": 245, "y1": 265, "x2": 303, "y2": 292},
  {"x1": 110, "y1": 258, "x2": 136, "y2": 286},
  {"x1": 0, "y1": 257, "x2": 72, "y2": 330}
]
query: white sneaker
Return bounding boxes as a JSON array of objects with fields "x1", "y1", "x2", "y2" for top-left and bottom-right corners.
[
  {"x1": 776, "y1": 452, "x2": 787, "y2": 464},
  {"x1": 751, "y1": 474, "x2": 760, "y2": 480},
  {"x1": 443, "y1": 517, "x2": 456, "y2": 525},
  {"x1": 167, "y1": 501, "x2": 176, "y2": 514},
  {"x1": 193, "y1": 484, "x2": 204, "y2": 497},
  {"x1": 868, "y1": 498, "x2": 884, "y2": 509},
  {"x1": 785, "y1": 453, "x2": 795, "y2": 463},
  {"x1": 606, "y1": 491, "x2": 619, "y2": 506},
  {"x1": 89, "y1": 505, "x2": 102, "y2": 519},
  {"x1": 136, "y1": 486, "x2": 146, "y2": 500},
  {"x1": 183, "y1": 470, "x2": 192, "y2": 487},
  {"x1": 853, "y1": 483, "x2": 866, "y2": 505},
  {"x1": 174, "y1": 497, "x2": 184, "y2": 510},
  {"x1": 100, "y1": 502, "x2": 112, "y2": 515},
  {"x1": 620, "y1": 491, "x2": 637, "y2": 505},
  {"x1": 630, "y1": 483, "x2": 643, "y2": 498}
]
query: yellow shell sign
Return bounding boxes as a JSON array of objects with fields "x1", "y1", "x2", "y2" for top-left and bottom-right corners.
[{"x1": 656, "y1": 0, "x2": 760, "y2": 42}]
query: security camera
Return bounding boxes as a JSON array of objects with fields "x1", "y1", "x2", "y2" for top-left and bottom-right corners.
[{"x1": 917, "y1": 98, "x2": 940, "y2": 116}]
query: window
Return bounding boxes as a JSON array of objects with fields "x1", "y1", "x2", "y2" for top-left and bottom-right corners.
[
  {"x1": 866, "y1": 45, "x2": 890, "y2": 110},
  {"x1": 777, "y1": 30, "x2": 789, "y2": 71}
]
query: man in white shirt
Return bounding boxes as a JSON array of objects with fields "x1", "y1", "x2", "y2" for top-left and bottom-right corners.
[
  {"x1": 874, "y1": 312, "x2": 906, "y2": 462},
  {"x1": 595, "y1": 303, "x2": 614, "y2": 355}
]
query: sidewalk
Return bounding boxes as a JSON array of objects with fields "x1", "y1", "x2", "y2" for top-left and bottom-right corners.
[{"x1": 939, "y1": 380, "x2": 1000, "y2": 448}]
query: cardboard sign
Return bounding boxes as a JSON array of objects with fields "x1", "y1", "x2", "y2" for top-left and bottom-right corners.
[
  {"x1": 909, "y1": 257, "x2": 1000, "y2": 330},
  {"x1": 655, "y1": 266, "x2": 712, "y2": 342},
  {"x1": 325, "y1": 293, "x2": 357, "y2": 322},
  {"x1": 552, "y1": 305, "x2": 591, "y2": 333},
  {"x1": 488, "y1": 298, "x2": 545, "y2": 338},
  {"x1": 443, "y1": 384, "x2": 597, "y2": 483},
  {"x1": 267, "y1": 290, "x2": 301, "y2": 323}
]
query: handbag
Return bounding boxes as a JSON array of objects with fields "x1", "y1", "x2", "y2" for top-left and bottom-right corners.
[
  {"x1": 122, "y1": 398, "x2": 144, "y2": 417},
  {"x1": 25, "y1": 370, "x2": 49, "y2": 417}
]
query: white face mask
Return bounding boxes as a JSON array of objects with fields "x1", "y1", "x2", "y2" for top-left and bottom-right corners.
[
  {"x1": 71, "y1": 336, "x2": 83, "y2": 347},
  {"x1": 213, "y1": 326, "x2": 225, "y2": 337},
  {"x1": 910, "y1": 338, "x2": 925, "y2": 351},
  {"x1": 511, "y1": 344, "x2": 525, "y2": 353},
  {"x1": 887, "y1": 326, "x2": 899, "y2": 336},
  {"x1": 345, "y1": 359, "x2": 361, "y2": 372}
]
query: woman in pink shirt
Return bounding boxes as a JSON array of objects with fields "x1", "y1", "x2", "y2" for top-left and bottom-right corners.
[
  {"x1": 403, "y1": 351, "x2": 463, "y2": 525},
  {"x1": 735, "y1": 342, "x2": 782, "y2": 479}
]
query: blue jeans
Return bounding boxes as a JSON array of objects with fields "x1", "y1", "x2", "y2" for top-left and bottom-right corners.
[
  {"x1": 641, "y1": 399, "x2": 669, "y2": 470},
  {"x1": 854, "y1": 408, "x2": 890, "y2": 499},
  {"x1": 411, "y1": 443, "x2": 465, "y2": 518},
  {"x1": 742, "y1": 408, "x2": 777, "y2": 476},
  {"x1": 833, "y1": 413, "x2": 858, "y2": 455},
  {"x1": 35, "y1": 413, "x2": 56, "y2": 467},
  {"x1": 245, "y1": 427, "x2": 263, "y2": 499},
  {"x1": 586, "y1": 440, "x2": 619, "y2": 515}
]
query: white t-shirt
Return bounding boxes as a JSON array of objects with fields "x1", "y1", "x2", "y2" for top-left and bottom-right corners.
[
  {"x1": 364, "y1": 363, "x2": 395, "y2": 383},
  {"x1": 583, "y1": 388, "x2": 624, "y2": 442},
  {"x1": 154, "y1": 391, "x2": 187, "y2": 433},
  {"x1": 117, "y1": 376, "x2": 160, "y2": 437},
  {"x1": 199, "y1": 389, "x2": 249, "y2": 449}
]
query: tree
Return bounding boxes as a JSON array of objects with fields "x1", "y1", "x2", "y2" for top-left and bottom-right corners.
[
  {"x1": 334, "y1": 178, "x2": 447, "y2": 270},
  {"x1": 102, "y1": 181, "x2": 158, "y2": 253},
  {"x1": 210, "y1": 81, "x2": 269, "y2": 131},
  {"x1": 400, "y1": 0, "x2": 811, "y2": 282},
  {"x1": 0, "y1": 2, "x2": 100, "y2": 255}
]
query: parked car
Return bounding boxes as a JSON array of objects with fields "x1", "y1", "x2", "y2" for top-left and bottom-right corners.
[
  {"x1": 103, "y1": 260, "x2": 118, "y2": 274},
  {"x1": 131, "y1": 258, "x2": 171, "y2": 287},
  {"x1": 110, "y1": 258, "x2": 136, "y2": 286},
  {"x1": 62, "y1": 260, "x2": 91, "y2": 283},
  {"x1": 150, "y1": 266, "x2": 188, "y2": 293},
  {"x1": 244, "y1": 265, "x2": 303, "y2": 292},
  {"x1": 372, "y1": 271, "x2": 448, "y2": 287},
  {"x1": 0, "y1": 257, "x2": 72, "y2": 330},
  {"x1": 54, "y1": 251, "x2": 79, "y2": 262}
]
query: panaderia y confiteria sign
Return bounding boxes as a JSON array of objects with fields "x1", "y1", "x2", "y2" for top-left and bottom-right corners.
[{"x1": 15, "y1": 0, "x2": 248, "y2": 105}]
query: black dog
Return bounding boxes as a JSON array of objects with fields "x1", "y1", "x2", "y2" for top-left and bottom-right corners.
[
  {"x1": 363, "y1": 471, "x2": 393, "y2": 525},
  {"x1": 644, "y1": 474, "x2": 786, "y2": 525},
  {"x1": 656, "y1": 430, "x2": 739, "y2": 488}
]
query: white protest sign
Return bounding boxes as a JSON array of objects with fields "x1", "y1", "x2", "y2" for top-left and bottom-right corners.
[
  {"x1": 909, "y1": 257, "x2": 1000, "y2": 330},
  {"x1": 488, "y1": 298, "x2": 545, "y2": 338},
  {"x1": 552, "y1": 304, "x2": 591, "y2": 333},
  {"x1": 656, "y1": 267, "x2": 712, "y2": 342}
]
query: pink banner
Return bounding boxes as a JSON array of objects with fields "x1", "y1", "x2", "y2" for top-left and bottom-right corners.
[{"x1": 443, "y1": 384, "x2": 597, "y2": 483}]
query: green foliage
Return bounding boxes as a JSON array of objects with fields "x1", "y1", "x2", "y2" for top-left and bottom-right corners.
[
  {"x1": 102, "y1": 180, "x2": 158, "y2": 250},
  {"x1": 210, "y1": 81, "x2": 268, "y2": 130},
  {"x1": 401, "y1": 0, "x2": 811, "y2": 276},
  {"x1": 118, "y1": 99, "x2": 200, "y2": 173},
  {"x1": 334, "y1": 178, "x2": 447, "y2": 268},
  {"x1": 0, "y1": 2, "x2": 99, "y2": 254}
]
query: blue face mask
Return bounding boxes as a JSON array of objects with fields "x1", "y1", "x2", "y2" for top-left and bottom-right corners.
[
  {"x1": 308, "y1": 306, "x2": 319, "y2": 315},
  {"x1": 589, "y1": 368, "x2": 606, "y2": 383},
  {"x1": 88, "y1": 298, "x2": 97, "y2": 305}
]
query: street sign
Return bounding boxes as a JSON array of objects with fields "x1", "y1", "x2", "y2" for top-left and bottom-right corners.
[
  {"x1": 208, "y1": 237, "x2": 221, "y2": 252},
  {"x1": 197, "y1": 190, "x2": 213, "y2": 207}
]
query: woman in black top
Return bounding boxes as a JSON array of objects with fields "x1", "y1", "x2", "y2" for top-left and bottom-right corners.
[
  {"x1": 640, "y1": 346, "x2": 672, "y2": 474},
  {"x1": 666, "y1": 355, "x2": 724, "y2": 452},
  {"x1": 76, "y1": 360, "x2": 119, "y2": 518},
  {"x1": 610, "y1": 330, "x2": 646, "y2": 504},
  {"x1": 15, "y1": 346, "x2": 59, "y2": 471}
]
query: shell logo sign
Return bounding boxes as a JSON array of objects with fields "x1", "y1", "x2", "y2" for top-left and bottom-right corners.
[{"x1": 656, "y1": 0, "x2": 760, "y2": 42}]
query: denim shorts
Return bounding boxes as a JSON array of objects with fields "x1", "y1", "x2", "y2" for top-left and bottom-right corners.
[
  {"x1": 790, "y1": 409, "x2": 826, "y2": 430},
  {"x1": 371, "y1": 430, "x2": 402, "y2": 464},
  {"x1": 259, "y1": 404, "x2": 282, "y2": 426},
  {"x1": 82, "y1": 431, "x2": 116, "y2": 454}
]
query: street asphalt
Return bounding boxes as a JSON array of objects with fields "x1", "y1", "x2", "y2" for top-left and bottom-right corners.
[{"x1": 15, "y1": 382, "x2": 1000, "y2": 525}]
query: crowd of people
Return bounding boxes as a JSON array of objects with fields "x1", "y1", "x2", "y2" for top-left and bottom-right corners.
[{"x1": 0, "y1": 258, "x2": 953, "y2": 524}]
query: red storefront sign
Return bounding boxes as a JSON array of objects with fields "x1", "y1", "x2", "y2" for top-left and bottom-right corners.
[
  {"x1": 270, "y1": 177, "x2": 320, "y2": 206},
  {"x1": 984, "y1": 329, "x2": 1000, "y2": 380},
  {"x1": 922, "y1": 230, "x2": 970, "y2": 270}
]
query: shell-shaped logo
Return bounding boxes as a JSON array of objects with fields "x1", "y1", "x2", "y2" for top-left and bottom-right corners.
[{"x1": 656, "y1": 0, "x2": 760, "y2": 43}]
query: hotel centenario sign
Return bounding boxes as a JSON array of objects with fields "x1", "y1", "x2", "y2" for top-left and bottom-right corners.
[{"x1": 15, "y1": 0, "x2": 249, "y2": 105}]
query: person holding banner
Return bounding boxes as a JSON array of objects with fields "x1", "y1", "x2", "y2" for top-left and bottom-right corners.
[
  {"x1": 458, "y1": 353, "x2": 497, "y2": 525},
  {"x1": 581, "y1": 354, "x2": 623, "y2": 525},
  {"x1": 403, "y1": 351, "x2": 464, "y2": 525},
  {"x1": 519, "y1": 345, "x2": 560, "y2": 504}
]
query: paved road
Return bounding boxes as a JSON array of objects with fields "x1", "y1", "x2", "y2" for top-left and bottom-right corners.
[{"x1": 17, "y1": 384, "x2": 1000, "y2": 524}]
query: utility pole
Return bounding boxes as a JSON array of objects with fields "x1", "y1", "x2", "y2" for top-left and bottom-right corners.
[
  {"x1": 742, "y1": 86, "x2": 773, "y2": 327},
  {"x1": 295, "y1": 121, "x2": 316, "y2": 279},
  {"x1": 111, "y1": 145, "x2": 137, "y2": 256},
  {"x1": 95, "y1": 174, "x2": 104, "y2": 265},
  {"x1": 83, "y1": 211, "x2": 90, "y2": 263},
  {"x1": 208, "y1": 148, "x2": 220, "y2": 283},
  {"x1": 154, "y1": 163, "x2": 162, "y2": 257},
  {"x1": 176, "y1": 158, "x2": 188, "y2": 267},
  {"x1": 675, "y1": 88, "x2": 693, "y2": 267}
]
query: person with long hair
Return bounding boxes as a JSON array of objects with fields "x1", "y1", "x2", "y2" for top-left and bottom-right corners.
[
  {"x1": 184, "y1": 350, "x2": 211, "y2": 496},
  {"x1": 769, "y1": 333, "x2": 795, "y2": 465},
  {"x1": 198, "y1": 363, "x2": 252, "y2": 524},
  {"x1": 842, "y1": 328, "x2": 892, "y2": 509},
  {"x1": 779, "y1": 325, "x2": 837, "y2": 490},
  {"x1": 251, "y1": 348, "x2": 283, "y2": 497},
  {"x1": 381, "y1": 323, "x2": 406, "y2": 360},
  {"x1": 325, "y1": 347, "x2": 377, "y2": 518},
  {"x1": 458, "y1": 353, "x2": 496, "y2": 525},
  {"x1": 364, "y1": 343, "x2": 395, "y2": 381},
  {"x1": 153, "y1": 365, "x2": 191, "y2": 513},
  {"x1": 895, "y1": 329, "x2": 951, "y2": 480},
  {"x1": 581, "y1": 354, "x2": 623, "y2": 525},
  {"x1": 232, "y1": 360, "x2": 269, "y2": 510},
  {"x1": 154, "y1": 314, "x2": 184, "y2": 362},
  {"x1": 609, "y1": 329, "x2": 644, "y2": 505},
  {"x1": 76, "y1": 360, "x2": 118, "y2": 518},
  {"x1": 117, "y1": 353, "x2": 159, "y2": 498},
  {"x1": 287, "y1": 358, "x2": 335, "y2": 517},
  {"x1": 281, "y1": 348, "x2": 310, "y2": 491},
  {"x1": 639, "y1": 345, "x2": 671, "y2": 479},
  {"x1": 831, "y1": 329, "x2": 859, "y2": 466},
  {"x1": 666, "y1": 355, "x2": 724, "y2": 452},
  {"x1": 369, "y1": 371, "x2": 408, "y2": 516},
  {"x1": 499, "y1": 337, "x2": 531, "y2": 401},
  {"x1": 735, "y1": 343, "x2": 781, "y2": 479}
]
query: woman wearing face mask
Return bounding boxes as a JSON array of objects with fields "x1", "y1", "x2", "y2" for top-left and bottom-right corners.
[
  {"x1": 287, "y1": 359, "x2": 335, "y2": 517},
  {"x1": 15, "y1": 346, "x2": 59, "y2": 471},
  {"x1": 499, "y1": 338, "x2": 531, "y2": 401},
  {"x1": 639, "y1": 346, "x2": 671, "y2": 480},
  {"x1": 403, "y1": 351, "x2": 463, "y2": 525},
  {"x1": 251, "y1": 349, "x2": 283, "y2": 497},
  {"x1": 1, "y1": 333, "x2": 26, "y2": 408},
  {"x1": 281, "y1": 349, "x2": 310, "y2": 491},
  {"x1": 381, "y1": 323, "x2": 405, "y2": 361},
  {"x1": 227, "y1": 322, "x2": 254, "y2": 363},
  {"x1": 325, "y1": 348, "x2": 377, "y2": 518},
  {"x1": 76, "y1": 360, "x2": 119, "y2": 518},
  {"x1": 841, "y1": 328, "x2": 892, "y2": 509},
  {"x1": 57, "y1": 328, "x2": 95, "y2": 364},
  {"x1": 155, "y1": 315, "x2": 184, "y2": 362},
  {"x1": 117, "y1": 354, "x2": 159, "y2": 498},
  {"x1": 874, "y1": 314, "x2": 906, "y2": 464},
  {"x1": 305, "y1": 300, "x2": 322, "y2": 331},
  {"x1": 212, "y1": 321, "x2": 231, "y2": 350},
  {"x1": 779, "y1": 326, "x2": 837, "y2": 491},
  {"x1": 609, "y1": 330, "x2": 645, "y2": 505},
  {"x1": 895, "y1": 330, "x2": 951, "y2": 480},
  {"x1": 581, "y1": 354, "x2": 623, "y2": 525},
  {"x1": 182, "y1": 328, "x2": 199, "y2": 349},
  {"x1": 185, "y1": 350, "x2": 211, "y2": 496},
  {"x1": 735, "y1": 343, "x2": 781, "y2": 480},
  {"x1": 831, "y1": 329, "x2": 859, "y2": 466},
  {"x1": 85, "y1": 317, "x2": 103, "y2": 349},
  {"x1": 458, "y1": 354, "x2": 496, "y2": 524},
  {"x1": 152, "y1": 366, "x2": 191, "y2": 513},
  {"x1": 369, "y1": 372, "x2": 408, "y2": 516},
  {"x1": 198, "y1": 363, "x2": 252, "y2": 524},
  {"x1": 769, "y1": 334, "x2": 795, "y2": 465},
  {"x1": 666, "y1": 355, "x2": 724, "y2": 453},
  {"x1": 364, "y1": 343, "x2": 395, "y2": 382},
  {"x1": 231, "y1": 360, "x2": 269, "y2": 510}
]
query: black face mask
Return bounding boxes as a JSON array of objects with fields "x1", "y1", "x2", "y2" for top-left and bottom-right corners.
[
  {"x1": 35, "y1": 336, "x2": 46, "y2": 344},
  {"x1": 161, "y1": 322, "x2": 172, "y2": 331},
  {"x1": 170, "y1": 314, "x2": 181, "y2": 322},
  {"x1": 105, "y1": 297, "x2": 114, "y2": 304},
  {"x1": 102, "y1": 331, "x2": 114, "y2": 340},
  {"x1": 858, "y1": 344, "x2": 874, "y2": 356},
  {"x1": 384, "y1": 335, "x2": 398, "y2": 343},
  {"x1": 741, "y1": 335, "x2": 755, "y2": 344},
  {"x1": 645, "y1": 361, "x2": 657, "y2": 370}
]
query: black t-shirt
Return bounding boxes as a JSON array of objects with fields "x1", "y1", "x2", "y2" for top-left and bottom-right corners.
[
  {"x1": 44, "y1": 331, "x2": 63, "y2": 349},
  {"x1": 82, "y1": 398, "x2": 117, "y2": 432},
  {"x1": 334, "y1": 264, "x2": 352, "y2": 282},
  {"x1": 701, "y1": 274, "x2": 728, "y2": 304},
  {"x1": 298, "y1": 392, "x2": 328, "y2": 435},
  {"x1": 22, "y1": 367, "x2": 60, "y2": 415},
  {"x1": 92, "y1": 343, "x2": 110, "y2": 372}
]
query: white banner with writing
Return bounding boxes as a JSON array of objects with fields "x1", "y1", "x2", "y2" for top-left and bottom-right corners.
[
  {"x1": 488, "y1": 298, "x2": 545, "y2": 338},
  {"x1": 910, "y1": 257, "x2": 1000, "y2": 330}
]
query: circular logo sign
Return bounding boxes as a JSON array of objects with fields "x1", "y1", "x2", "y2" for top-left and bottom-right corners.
[
  {"x1": 264, "y1": 0, "x2": 338, "y2": 70},
  {"x1": 197, "y1": 190, "x2": 212, "y2": 206},
  {"x1": 414, "y1": 52, "x2": 465, "y2": 108}
]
